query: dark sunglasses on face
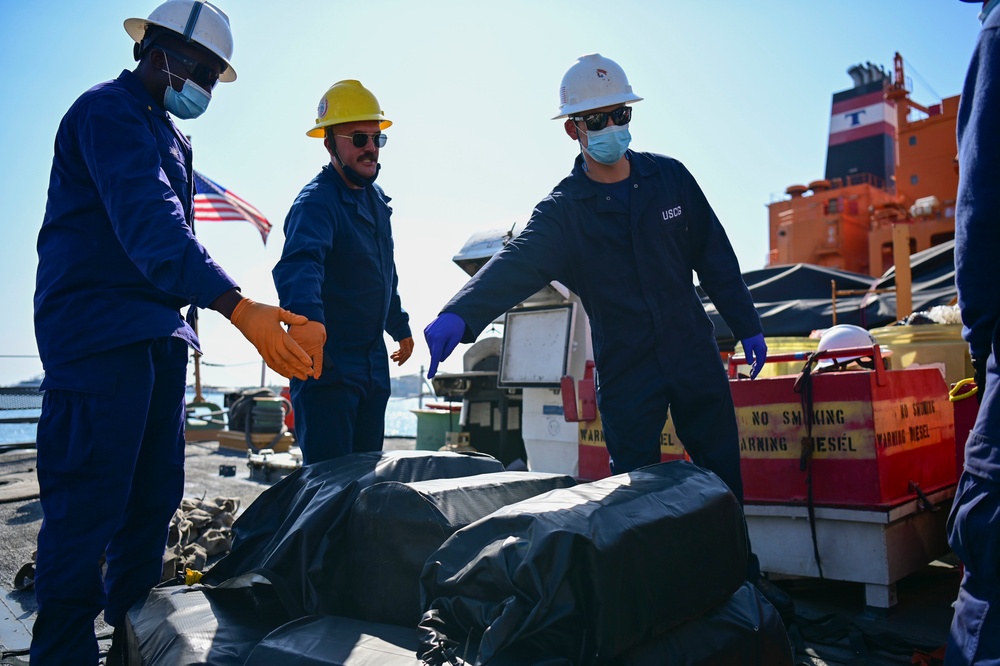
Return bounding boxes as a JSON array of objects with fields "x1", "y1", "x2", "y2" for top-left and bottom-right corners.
[
  {"x1": 335, "y1": 132, "x2": 388, "y2": 148},
  {"x1": 572, "y1": 106, "x2": 632, "y2": 132},
  {"x1": 157, "y1": 45, "x2": 220, "y2": 90}
]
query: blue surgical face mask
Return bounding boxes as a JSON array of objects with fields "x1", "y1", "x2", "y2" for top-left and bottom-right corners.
[
  {"x1": 581, "y1": 123, "x2": 631, "y2": 165},
  {"x1": 162, "y1": 59, "x2": 212, "y2": 119}
]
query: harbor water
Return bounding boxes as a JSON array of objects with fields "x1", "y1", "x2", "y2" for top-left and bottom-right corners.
[{"x1": 0, "y1": 389, "x2": 423, "y2": 446}]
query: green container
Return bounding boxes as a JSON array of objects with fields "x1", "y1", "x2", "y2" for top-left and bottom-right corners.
[{"x1": 413, "y1": 409, "x2": 459, "y2": 451}]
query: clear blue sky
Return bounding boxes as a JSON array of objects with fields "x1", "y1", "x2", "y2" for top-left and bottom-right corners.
[{"x1": 0, "y1": 1, "x2": 982, "y2": 388}]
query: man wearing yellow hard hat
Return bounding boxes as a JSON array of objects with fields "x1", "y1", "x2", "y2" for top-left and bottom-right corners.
[
  {"x1": 31, "y1": 1, "x2": 316, "y2": 663},
  {"x1": 272, "y1": 80, "x2": 414, "y2": 464}
]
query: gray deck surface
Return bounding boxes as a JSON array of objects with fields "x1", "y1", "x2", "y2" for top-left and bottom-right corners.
[{"x1": 0, "y1": 439, "x2": 958, "y2": 665}]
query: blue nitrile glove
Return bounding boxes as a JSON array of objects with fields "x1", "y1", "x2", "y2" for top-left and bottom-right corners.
[
  {"x1": 424, "y1": 313, "x2": 467, "y2": 378},
  {"x1": 741, "y1": 333, "x2": 768, "y2": 379}
]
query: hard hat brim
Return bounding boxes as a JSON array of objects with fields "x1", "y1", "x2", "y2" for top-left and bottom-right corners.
[
  {"x1": 553, "y1": 94, "x2": 643, "y2": 120},
  {"x1": 816, "y1": 346, "x2": 894, "y2": 367},
  {"x1": 124, "y1": 17, "x2": 237, "y2": 82},
  {"x1": 307, "y1": 118, "x2": 392, "y2": 138}
]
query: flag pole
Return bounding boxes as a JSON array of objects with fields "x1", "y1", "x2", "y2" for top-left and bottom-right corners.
[
  {"x1": 185, "y1": 134, "x2": 206, "y2": 405},
  {"x1": 192, "y1": 308, "x2": 205, "y2": 403},
  {"x1": 261, "y1": 359, "x2": 266, "y2": 388}
]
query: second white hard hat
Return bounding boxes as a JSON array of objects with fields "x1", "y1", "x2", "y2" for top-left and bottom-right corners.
[
  {"x1": 125, "y1": 0, "x2": 237, "y2": 82},
  {"x1": 553, "y1": 53, "x2": 643, "y2": 119},
  {"x1": 816, "y1": 324, "x2": 892, "y2": 366}
]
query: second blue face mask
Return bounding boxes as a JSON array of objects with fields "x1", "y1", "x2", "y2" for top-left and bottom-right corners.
[{"x1": 582, "y1": 124, "x2": 631, "y2": 165}]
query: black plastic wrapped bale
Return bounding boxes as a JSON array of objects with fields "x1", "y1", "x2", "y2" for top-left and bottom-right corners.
[
  {"x1": 346, "y1": 471, "x2": 577, "y2": 626},
  {"x1": 126, "y1": 584, "x2": 282, "y2": 666},
  {"x1": 417, "y1": 461, "x2": 749, "y2": 665},
  {"x1": 611, "y1": 582, "x2": 792, "y2": 665},
  {"x1": 201, "y1": 450, "x2": 505, "y2": 618},
  {"x1": 243, "y1": 615, "x2": 422, "y2": 665}
]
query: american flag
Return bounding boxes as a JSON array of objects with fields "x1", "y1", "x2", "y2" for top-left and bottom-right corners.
[{"x1": 193, "y1": 171, "x2": 272, "y2": 245}]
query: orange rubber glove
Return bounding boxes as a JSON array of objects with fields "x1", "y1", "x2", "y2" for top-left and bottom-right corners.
[
  {"x1": 391, "y1": 337, "x2": 414, "y2": 366},
  {"x1": 289, "y1": 321, "x2": 327, "y2": 380},
  {"x1": 230, "y1": 298, "x2": 313, "y2": 380}
]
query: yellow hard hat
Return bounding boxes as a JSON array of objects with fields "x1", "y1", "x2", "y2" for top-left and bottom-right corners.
[{"x1": 307, "y1": 80, "x2": 391, "y2": 138}]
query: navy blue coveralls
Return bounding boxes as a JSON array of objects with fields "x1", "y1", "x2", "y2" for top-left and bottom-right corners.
[
  {"x1": 444, "y1": 151, "x2": 763, "y2": 574},
  {"x1": 32, "y1": 70, "x2": 238, "y2": 665},
  {"x1": 949, "y1": 6, "x2": 1000, "y2": 664},
  {"x1": 272, "y1": 164, "x2": 411, "y2": 464}
]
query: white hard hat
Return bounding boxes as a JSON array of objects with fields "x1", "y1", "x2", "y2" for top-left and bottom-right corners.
[
  {"x1": 816, "y1": 324, "x2": 892, "y2": 367},
  {"x1": 553, "y1": 53, "x2": 643, "y2": 119},
  {"x1": 125, "y1": 0, "x2": 236, "y2": 82}
]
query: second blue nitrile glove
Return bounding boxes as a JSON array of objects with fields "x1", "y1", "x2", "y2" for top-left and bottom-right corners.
[
  {"x1": 424, "y1": 312, "x2": 467, "y2": 378},
  {"x1": 741, "y1": 333, "x2": 768, "y2": 379}
]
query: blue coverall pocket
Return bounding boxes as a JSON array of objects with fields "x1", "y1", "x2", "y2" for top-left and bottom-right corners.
[
  {"x1": 37, "y1": 368, "x2": 119, "y2": 474},
  {"x1": 948, "y1": 472, "x2": 1000, "y2": 587}
]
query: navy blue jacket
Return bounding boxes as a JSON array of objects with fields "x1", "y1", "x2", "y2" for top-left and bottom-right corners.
[
  {"x1": 443, "y1": 151, "x2": 761, "y2": 387},
  {"x1": 956, "y1": 8, "x2": 1000, "y2": 481},
  {"x1": 272, "y1": 164, "x2": 411, "y2": 384},
  {"x1": 34, "y1": 70, "x2": 238, "y2": 369}
]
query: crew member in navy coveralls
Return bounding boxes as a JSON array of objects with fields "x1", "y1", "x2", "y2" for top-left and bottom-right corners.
[
  {"x1": 31, "y1": 2, "x2": 315, "y2": 663},
  {"x1": 273, "y1": 80, "x2": 413, "y2": 465},
  {"x1": 424, "y1": 53, "x2": 793, "y2": 619},
  {"x1": 948, "y1": 1, "x2": 1000, "y2": 663}
]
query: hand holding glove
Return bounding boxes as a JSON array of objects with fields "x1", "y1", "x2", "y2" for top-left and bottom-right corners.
[
  {"x1": 289, "y1": 321, "x2": 327, "y2": 380},
  {"x1": 392, "y1": 337, "x2": 414, "y2": 366},
  {"x1": 230, "y1": 298, "x2": 313, "y2": 380},
  {"x1": 741, "y1": 333, "x2": 768, "y2": 380},
  {"x1": 424, "y1": 313, "x2": 467, "y2": 378}
]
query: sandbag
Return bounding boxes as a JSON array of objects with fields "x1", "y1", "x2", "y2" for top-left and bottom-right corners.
[
  {"x1": 418, "y1": 461, "x2": 749, "y2": 665},
  {"x1": 347, "y1": 471, "x2": 577, "y2": 626},
  {"x1": 202, "y1": 450, "x2": 505, "y2": 618},
  {"x1": 243, "y1": 615, "x2": 422, "y2": 666}
]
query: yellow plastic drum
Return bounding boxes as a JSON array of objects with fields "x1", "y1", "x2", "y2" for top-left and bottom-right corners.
[{"x1": 869, "y1": 323, "x2": 973, "y2": 385}]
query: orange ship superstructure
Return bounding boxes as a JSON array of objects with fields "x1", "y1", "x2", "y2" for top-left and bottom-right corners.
[{"x1": 767, "y1": 53, "x2": 959, "y2": 278}]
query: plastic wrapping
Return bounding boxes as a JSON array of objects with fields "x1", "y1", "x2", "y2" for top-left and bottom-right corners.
[
  {"x1": 243, "y1": 615, "x2": 421, "y2": 665},
  {"x1": 347, "y1": 471, "x2": 577, "y2": 626},
  {"x1": 202, "y1": 450, "x2": 505, "y2": 617},
  {"x1": 418, "y1": 461, "x2": 749, "y2": 664},
  {"x1": 612, "y1": 582, "x2": 792, "y2": 665},
  {"x1": 126, "y1": 585, "x2": 279, "y2": 666}
]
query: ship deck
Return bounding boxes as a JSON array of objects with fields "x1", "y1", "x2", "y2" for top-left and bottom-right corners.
[{"x1": 0, "y1": 440, "x2": 958, "y2": 665}]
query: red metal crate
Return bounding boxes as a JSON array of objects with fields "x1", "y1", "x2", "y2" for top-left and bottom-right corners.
[{"x1": 730, "y1": 348, "x2": 957, "y2": 508}]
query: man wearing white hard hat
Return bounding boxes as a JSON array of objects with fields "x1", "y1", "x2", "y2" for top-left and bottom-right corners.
[
  {"x1": 424, "y1": 54, "x2": 790, "y2": 620},
  {"x1": 32, "y1": 2, "x2": 316, "y2": 662}
]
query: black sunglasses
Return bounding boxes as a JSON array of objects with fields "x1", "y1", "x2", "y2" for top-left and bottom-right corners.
[
  {"x1": 572, "y1": 106, "x2": 632, "y2": 132},
  {"x1": 335, "y1": 132, "x2": 388, "y2": 148},
  {"x1": 157, "y1": 45, "x2": 219, "y2": 90}
]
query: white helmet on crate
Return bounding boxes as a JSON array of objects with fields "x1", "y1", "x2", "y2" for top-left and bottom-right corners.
[
  {"x1": 553, "y1": 53, "x2": 643, "y2": 119},
  {"x1": 816, "y1": 324, "x2": 892, "y2": 369},
  {"x1": 125, "y1": 0, "x2": 237, "y2": 82}
]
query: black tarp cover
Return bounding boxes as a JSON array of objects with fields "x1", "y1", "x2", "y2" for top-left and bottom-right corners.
[
  {"x1": 417, "y1": 461, "x2": 749, "y2": 665},
  {"x1": 347, "y1": 471, "x2": 578, "y2": 627},
  {"x1": 702, "y1": 240, "x2": 957, "y2": 345},
  {"x1": 127, "y1": 582, "x2": 790, "y2": 666},
  {"x1": 202, "y1": 450, "x2": 505, "y2": 618},
  {"x1": 127, "y1": 585, "x2": 278, "y2": 666},
  {"x1": 612, "y1": 582, "x2": 792, "y2": 665},
  {"x1": 244, "y1": 615, "x2": 423, "y2": 666}
]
